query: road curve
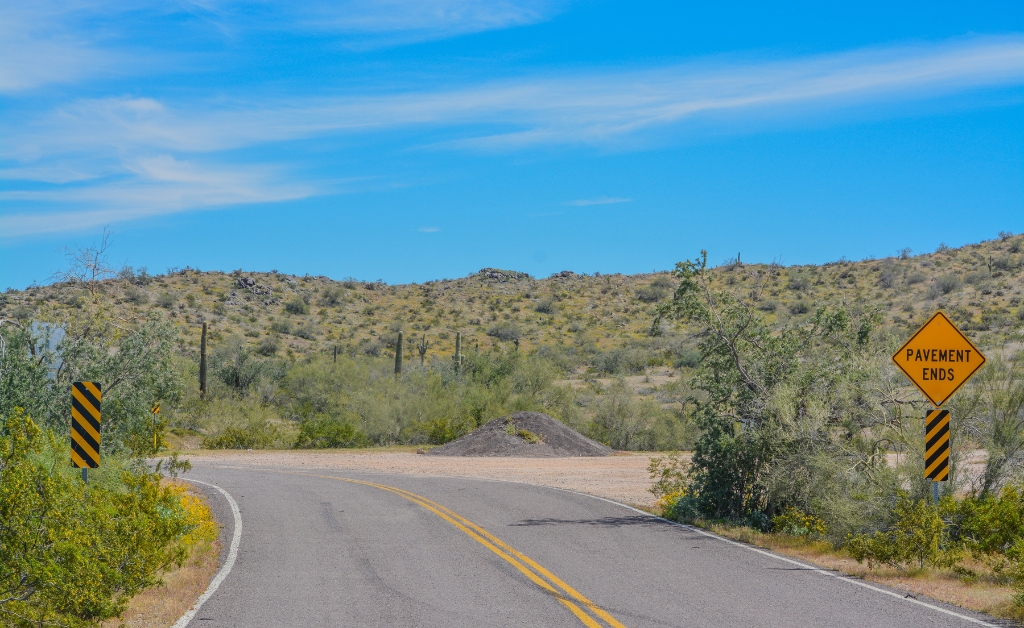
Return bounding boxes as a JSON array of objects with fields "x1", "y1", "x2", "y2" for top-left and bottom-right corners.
[{"x1": 183, "y1": 463, "x2": 1000, "y2": 628}]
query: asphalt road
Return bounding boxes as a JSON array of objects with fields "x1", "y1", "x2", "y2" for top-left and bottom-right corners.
[{"x1": 182, "y1": 463, "x2": 1002, "y2": 628}]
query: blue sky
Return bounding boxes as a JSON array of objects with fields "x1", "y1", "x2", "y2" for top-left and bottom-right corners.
[{"x1": 1, "y1": 1, "x2": 1022, "y2": 289}]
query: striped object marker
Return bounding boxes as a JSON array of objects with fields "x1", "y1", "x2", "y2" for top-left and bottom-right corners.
[
  {"x1": 71, "y1": 381, "x2": 102, "y2": 482},
  {"x1": 925, "y1": 408, "x2": 950, "y2": 482}
]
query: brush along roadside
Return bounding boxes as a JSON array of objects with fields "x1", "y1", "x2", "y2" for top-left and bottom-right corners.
[
  {"x1": 99, "y1": 480, "x2": 220, "y2": 628},
  {"x1": 653, "y1": 470, "x2": 1024, "y2": 621}
]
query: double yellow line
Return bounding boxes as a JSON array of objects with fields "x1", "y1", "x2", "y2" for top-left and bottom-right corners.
[{"x1": 308, "y1": 473, "x2": 626, "y2": 628}]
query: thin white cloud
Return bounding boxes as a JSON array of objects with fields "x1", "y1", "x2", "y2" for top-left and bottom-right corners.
[
  {"x1": 566, "y1": 197, "x2": 631, "y2": 207},
  {"x1": 3, "y1": 36, "x2": 1023, "y2": 235},
  {"x1": 0, "y1": 156, "x2": 314, "y2": 237},
  {"x1": 9, "y1": 36, "x2": 1021, "y2": 159},
  {"x1": 418, "y1": 226, "x2": 440, "y2": 232},
  {"x1": 0, "y1": 0, "x2": 560, "y2": 92}
]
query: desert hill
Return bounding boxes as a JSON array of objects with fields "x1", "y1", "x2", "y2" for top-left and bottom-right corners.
[{"x1": 4, "y1": 234, "x2": 1022, "y2": 365}]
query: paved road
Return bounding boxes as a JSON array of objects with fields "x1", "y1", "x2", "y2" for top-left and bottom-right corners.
[{"x1": 183, "y1": 463, "x2": 1001, "y2": 627}]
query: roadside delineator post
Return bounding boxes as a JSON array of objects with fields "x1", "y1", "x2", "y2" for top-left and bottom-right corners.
[{"x1": 71, "y1": 381, "x2": 102, "y2": 484}]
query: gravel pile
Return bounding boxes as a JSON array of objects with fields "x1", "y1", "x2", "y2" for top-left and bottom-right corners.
[{"x1": 426, "y1": 412, "x2": 614, "y2": 457}]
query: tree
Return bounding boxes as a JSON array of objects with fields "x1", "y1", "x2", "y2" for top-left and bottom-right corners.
[
  {"x1": 52, "y1": 228, "x2": 116, "y2": 296},
  {"x1": 654, "y1": 251, "x2": 890, "y2": 527}
]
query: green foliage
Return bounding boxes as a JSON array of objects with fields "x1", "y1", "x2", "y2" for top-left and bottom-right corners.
[
  {"x1": 654, "y1": 251, "x2": 890, "y2": 525},
  {"x1": 0, "y1": 408, "x2": 197, "y2": 627},
  {"x1": 0, "y1": 314, "x2": 181, "y2": 456},
  {"x1": 846, "y1": 495, "x2": 954, "y2": 570},
  {"x1": 772, "y1": 507, "x2": 827, "y2": 537},
  {"x1": 202, "y1": 418, "x2": 283, "y2": 449},
  {"x1": 294, "y1": 416, "x2": 368, "y2": 448},
  {"x1": 284, "y1": 295, "x2": 309, "y2": 315}
]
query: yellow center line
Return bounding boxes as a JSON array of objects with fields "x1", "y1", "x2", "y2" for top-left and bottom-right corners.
[
  {"x1": 372, "y1": 482, "x2": 628, "y2": 628},
  {"x1": 291, "y1": 471, "x2": 625, "y2": 628}
]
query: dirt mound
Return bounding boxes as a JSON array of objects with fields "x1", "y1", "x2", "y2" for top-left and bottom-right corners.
[{"x1": 426, "y1": 412, "x2": 614, "y2": 457}]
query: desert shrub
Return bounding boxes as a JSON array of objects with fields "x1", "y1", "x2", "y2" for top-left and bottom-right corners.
[
  {"x1": 294, "y1": 322, "x2": 318, "y2": 340},
  {"x1": 992, "y1": 255, "x2": 1020, "y2": 271},
  {"x1": 588, "y1": 380, "x2": 673, "y2": 450},
  {"x1": 294, "y1": 417, "x2": 368, "y2": 448},
  {"x1": 653, "y1": 251, "x2": 889, "y2": 523},
  {"x1": 0, "y1": 409, "x2": 203, "y2": 627},
  {"x1": 319, "y1": 287, "x2": 343, "y2": 306},
  {"x1": 772, "y1": 507, "x2": 827, "y2": 537},
  {"x1": 846, "y1": 495, "x2": 952, "y2": 570},
  {"x1": 125, "y1": 286, "x2": 149, "y2": 304},
  {"x1": 256, "y1": 335, "x2": 280, "y2": 356},
  {"x1": 212, "y1": 339, "x2": 281, "y2": 395},
  {"x1": 270, "y1": 320, "x2": 291, "y2": 334},
  {"x1": 156, "y1": 292, "x2": 176, "y2": 308},
  {"x1": 927, "y1": 274, "x2": 961, "y2": 298},
  {"x1": 284, "y1": 296, "x2": 309, "y2": 315},
  {"x1": 535, "y1": 298, "x2": 556, "y2": 314},
  {"x1": 420, "y1": 416, "x2": 475, "y2": 445},
  {"x1": 595, "y1": 346, "x2": 651, "y2": 375},
  {"x1": 877, "y1": 267, "x2": 898, "y2": 289},
  {"x1": 964, "y1": 271, "x2": 988, "y2": 285},
  {"x1": 786, "y1": 274, "x2": 810, "y2": 291},
  {"x1": 906, "y1": 271, "x2": 927, "y2": 285},
  {"x1": 788, "y1": 301, "x2": 810, "y2": 315},
  {"x1": 203, "y1": 419, "x2": 283, "y2": 449},
  {"x1": 487, "y1": 322, "x2": 522, "y2": 341},
  {"x1": 757, "y1": 300, "x2": 778, "y2": 312},
  {"x1": 636, "y1": 284, "x2": 668, "y2": 303},
  {"x1": 650, "y1": 275, "x2": 676, "y2": 290},
  {"x1": 673, "y1": 347, "x2": 701, "y2": 369}
]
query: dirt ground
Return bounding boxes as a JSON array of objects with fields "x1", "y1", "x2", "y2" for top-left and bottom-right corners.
[{"x1": 180, "y1": 448, "x2": 667, "y2": 509}]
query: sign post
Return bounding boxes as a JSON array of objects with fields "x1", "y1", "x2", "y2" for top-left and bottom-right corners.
[
  {"x1": 151, "y1": 403, "x2": 161, "y2": 452},
  {"x1": 71, "y1": 381, "x2": 102, "y2": 483},
  {"x1": 892, "y1": 312, "x2": 985, "y2": 504}
]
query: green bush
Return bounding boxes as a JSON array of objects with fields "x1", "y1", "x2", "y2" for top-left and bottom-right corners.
[
  {"x1": 284, "y1": 296, "x2": 309, "y2": 315},
  {"x1": 0, "y1": 409, "x2": 196, "y2": 627},
  {"x1": 846, "y1": 495, "x2": 952, "y2": 571},
  {"x1": 294, "y1": 417, "x2": 368, "y2": 448},
  {"x1": 203, "y1": 419, "x2": 282, "y2": 449}
]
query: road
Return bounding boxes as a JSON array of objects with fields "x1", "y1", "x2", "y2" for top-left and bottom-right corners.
[{"x1": 181, "y1": 463, "x2": 1001, "y2": 627}]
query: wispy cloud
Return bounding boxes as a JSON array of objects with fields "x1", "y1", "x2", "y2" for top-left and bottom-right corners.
[
  {"x1": 3, "y1": 36, "x2": 1022, "y2": 235},
  {"x1": 11, "y1": 36, "x2": 1022, "y2": 156},
  {"x1": 566, "y1": 197, "x2": 631, "y2": 206},
  {"x1": 418, "y1": 226, "x2": 440, "y2": 232},
  {"x1": 0, "y1": 0, "x2": 561, "y2": 92},
  {"x1": 0, "y1": 156, "x2": 314, "y2": 237}
]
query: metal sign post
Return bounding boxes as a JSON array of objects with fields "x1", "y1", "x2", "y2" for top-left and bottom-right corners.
[{"x1": 152, "y1": 403, "x2": 161, "y2": 452}]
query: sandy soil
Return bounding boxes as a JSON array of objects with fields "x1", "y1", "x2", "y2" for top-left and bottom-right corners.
[{"x1": 181, "y1": 449, "x2": 667, "y2": 509}]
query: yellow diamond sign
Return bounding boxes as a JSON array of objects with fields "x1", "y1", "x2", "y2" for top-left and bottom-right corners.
[{"x1": 892, "y1": 311, "x2": 986, "y2": 407}]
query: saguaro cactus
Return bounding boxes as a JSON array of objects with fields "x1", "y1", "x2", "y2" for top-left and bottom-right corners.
[
  {"x1": 199, "y1": 322, "x2": 208, "y2": 396},
  {"x1": 395, "y1": 330, "x2": 404, "y2": 376},
  {"x1": 454, "y1": 331, "x2": 463, "y2": 373},
  {"x1": 417, "y1": 334, "x2": 429, "y2": 365}
]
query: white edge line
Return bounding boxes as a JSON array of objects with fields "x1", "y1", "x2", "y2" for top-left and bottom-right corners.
[
  {"x1": 558, "y1": 491, "x2": 999, "y2": 628},
  {"x1": 172, "y1": 479, "x2": 242, "y2": 628},
  {"x1": 194, "y1": 462, "x2": 997, "y2": 627}
]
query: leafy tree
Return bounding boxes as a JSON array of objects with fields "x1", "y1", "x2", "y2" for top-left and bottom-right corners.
[{"x1": 654, "y1": 251, "x2": 888, "y2": 524}]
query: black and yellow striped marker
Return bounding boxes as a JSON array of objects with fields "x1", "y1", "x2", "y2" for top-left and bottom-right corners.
[
  {"x1": 71, "y1": 381, "x2": 102, "y2": 471},
  {"x1": 925, "y1": 408, "x2": 950, "y2": 481}
]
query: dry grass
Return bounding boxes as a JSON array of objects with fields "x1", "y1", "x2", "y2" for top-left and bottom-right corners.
[
  {"x1": 708, "y1": 523, "x2": 1021, "y2": 620},
  {"x1": 100, "y1": 484, "x2": 221, "y2": 628}
]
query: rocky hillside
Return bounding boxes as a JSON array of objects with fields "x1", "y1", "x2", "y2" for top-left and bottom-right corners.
[{"x1": 4, "y1": 234, "x2": 1023, "y2": 364}]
